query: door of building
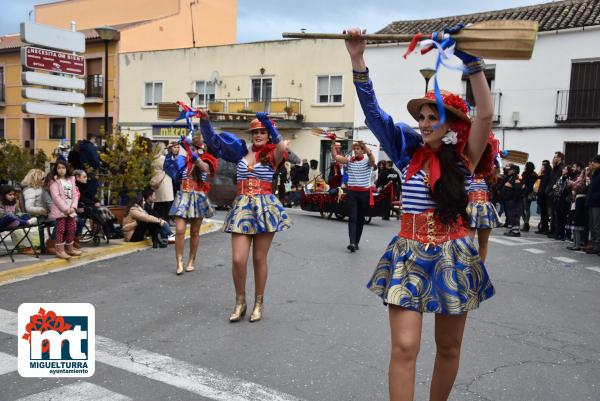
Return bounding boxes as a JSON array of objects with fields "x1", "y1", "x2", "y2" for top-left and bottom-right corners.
[
  {"x1": 23, "y1": 118, "x2": 35, "y2": 155},
  {"x1": 564, "y1": 141, "x2": 599, "y2": 165}
]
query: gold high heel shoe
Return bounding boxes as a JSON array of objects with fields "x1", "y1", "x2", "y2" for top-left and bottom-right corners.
[
  {"x1": 176, "y1": 255, "x2": 184, "y2": 275},
  {"x1": 249, "y1": 295, "x2": 264, "y2": 323},
  {"x1": 229, "y1": 294, "x2": 247, "y2": 322},
  {"x1": 185, "y1": 234, "x2": 199, "y2": 272},
  {"x1": 185, "y1": 253, "x2": 196, "y2": 272}
]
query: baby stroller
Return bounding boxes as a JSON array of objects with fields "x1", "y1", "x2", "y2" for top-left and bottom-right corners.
[{"x1": 78, "y1": 205, "x2": 114, "y2": 246}]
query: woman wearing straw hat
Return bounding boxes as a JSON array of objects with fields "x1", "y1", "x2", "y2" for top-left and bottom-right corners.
[
  {"x1": 345, "y1": 28, "x2": 495, "y2": 401},
  {"x1": 199, "y1": 111, "x2": 291, "y2": 322}
]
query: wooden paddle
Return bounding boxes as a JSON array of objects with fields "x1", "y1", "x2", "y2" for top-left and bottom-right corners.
[
  {"x1": 503, "y1": 150, "x2": 529, "y2": 164},
  {"x1": 157, "y1": 103, "x2": 283, "y2": 121},
  {"x1": 282, "y1": 20, "x2": 538, "y2": 60}
]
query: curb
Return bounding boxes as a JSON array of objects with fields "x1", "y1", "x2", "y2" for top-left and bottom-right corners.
[{"x1": 0, "y1": 220, "x2": 223, "y2": 286}]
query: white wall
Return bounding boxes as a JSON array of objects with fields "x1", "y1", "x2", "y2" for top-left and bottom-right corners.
[{"x1": 354, "y1": 27, "x2": 600, "y2": 169}]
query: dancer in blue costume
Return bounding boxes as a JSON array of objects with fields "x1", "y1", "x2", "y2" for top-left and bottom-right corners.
[
  {"x1": 199, "y1": 110, "x2": 291, "y2": 322},
  {"x1": 345, "y1": 28, "x2": 495, "y2": 401},
  {"x1": 466, "y1": 136, "x2": 501, "y2": 262},
  {"x1": 164, "y1": 131, "x2": 217, "y2": 275}
]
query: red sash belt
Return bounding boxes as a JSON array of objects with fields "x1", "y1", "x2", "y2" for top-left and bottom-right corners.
[
  {"x1": 237, "y1": 178, "x2": 273, "y2": 196},
  {"x1": 399, "y1": 209, "x2": 466, "y2": 248},
  {"x1": 468, "y1": 190, "x2": 490, "y2": 204},
  {"x1": 347, "y1": 185, "x2": 376, "y2": 207},
  {"x1": 181, "y1": 178, "x2": 208, "y2": 193}
]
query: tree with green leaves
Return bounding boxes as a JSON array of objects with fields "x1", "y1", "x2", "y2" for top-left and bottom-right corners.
[{"x1": 0, "y1": 139, "x2": 48, "y2": 186}]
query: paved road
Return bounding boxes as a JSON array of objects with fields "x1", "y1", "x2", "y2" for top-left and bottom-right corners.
[{"x1": 1, "y1": 209, "x2": 599, "y2": 401}]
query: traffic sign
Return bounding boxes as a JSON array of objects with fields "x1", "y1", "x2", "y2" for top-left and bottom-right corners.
[
  {"x1": 21, "y1": 47, "x2": 85, "y2": 76},
  {"x1": 22, "y1": 87, "x2": 85, "y2": 104},
  {"x1": 22, "y1": 102, "x2": 85, "y2": 118},
  {"x1": 22, "y1": 71, "x2": 85, "y2": 90},
  {"x1": 20, "y1": 21, "x2": 85, "y2": 53}
]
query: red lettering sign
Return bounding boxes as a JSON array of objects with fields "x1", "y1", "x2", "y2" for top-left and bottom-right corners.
[{"x1": 23, "y1": 47, "x2": 85, "y2": 76}]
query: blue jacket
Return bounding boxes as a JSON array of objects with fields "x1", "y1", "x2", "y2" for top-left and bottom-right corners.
[
  {"x1": 163, "y1": 154, "x2": 186, "y2": 185},
  {"x1": 78, "y1": 140, "x2": 101, "y2": 170},
  {"x1": 353, "y1": 71, "x2": 422, "y2": 170}
]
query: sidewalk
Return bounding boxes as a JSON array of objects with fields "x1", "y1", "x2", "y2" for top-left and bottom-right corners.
[{"x1": 0, "y1": 219, "x2": 222, "y2": 285}]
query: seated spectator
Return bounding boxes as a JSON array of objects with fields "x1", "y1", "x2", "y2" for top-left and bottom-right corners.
[
  {"x1": 21, "y1": 169, "x2": 50, "y2": 221},
  {"x1": 122, "y1": 191, "x2": 170, "y2": 247},
  {"x1": 312, "y1": 177, "x2": 330, "y2": 192},
  {"x1": 141, "y1": 187, "x2": 174, "y2": 243},
  {"x1": 74, "y1": 169, "x2": 115, "y2": 238},
  {"x1": 0, "y1": 185, "x2": 36, "y2": 229}
]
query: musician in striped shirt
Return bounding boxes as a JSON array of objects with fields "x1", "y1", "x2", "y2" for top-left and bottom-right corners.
[
  {"x1": 346, "y1": 27, "x2": 495, "y2": 401},
  {"x1": 332, "y1": 140, "x2": 375, "y2": 252}
]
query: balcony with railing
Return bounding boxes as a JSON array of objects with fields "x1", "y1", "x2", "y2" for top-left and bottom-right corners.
[
  {"x1": 462, "y1": 91, "x2": 502, "y2": 124},
  {"x1": 206, "y1": 97, "x2": 303, "y2": 120},
  {"x1": 555, "y1": 89, "x2": 600, "y2": 123},
  {"x1": 85, "y1": 75, "x2": 103, "y2": 99}
]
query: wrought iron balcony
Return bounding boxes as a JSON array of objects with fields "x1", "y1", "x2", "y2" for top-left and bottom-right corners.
[
  {"x1": 86, "y1": 74, "x2": 103, "y2": 98},
  {"x1": 461, "y1": 91, "x2": 502, "y2": 123},
  {"x1": 206, "y1": 97, "x2": 302, "y2": 119},
  {"x1": 555, "y1": 89, "x2": 600, "y2": 123}
]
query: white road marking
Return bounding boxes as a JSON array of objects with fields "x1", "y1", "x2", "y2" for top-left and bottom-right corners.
[
  {"x1": 489, "y1": 236, "x2": 562, "y2": 246},
  {"x1": 552, "y1": 256, "x2": 578, "y2": 264},
  {"x1": 15, "y1": 382, "x2": 131, "y2": 401},
  {"x1": 0, "y1": 308, "x2": 303, "y2": 401},
  {"x1": 524, "y1": 248, "x2": 546, "y2": 254},
  {"x1": 488, "y1": 237, "x2": 518, "y2": 246},
  {"x1": 585, "y1": 267, "x2": 600, "y2": 274},
  {"x1": 0, "y1": 351, "x2": 17, "y2": 375}
]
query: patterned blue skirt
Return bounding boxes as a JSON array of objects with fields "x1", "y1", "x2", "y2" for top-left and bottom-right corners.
[
  {"x1": 223, "y1": 194, "x2": 291, "y2": 235},
  {"x1": 169, "y1": 190, "x2": 214, "y2": 219},
  {"x1": 367, "y1": 235, "x2": 495, "y2": 314},
  {"x1": 466, "y1": 201, "x2": 501, "y2": 229}
]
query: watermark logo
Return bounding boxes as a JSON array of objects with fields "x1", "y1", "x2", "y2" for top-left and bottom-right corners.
[{"x1": 18, "y1": 303, "x2": 95, "y2": 377}]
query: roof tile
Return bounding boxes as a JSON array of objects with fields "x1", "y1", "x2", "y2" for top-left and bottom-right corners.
[{"x1": 377, "y1": 0, "x2": 600, "y2": 35}]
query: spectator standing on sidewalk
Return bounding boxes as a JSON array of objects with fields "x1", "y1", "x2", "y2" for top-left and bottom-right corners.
[
  {"x1": 535, "y1": 161, "x2": 552, "y2": 234},
  {"x1": 552, "y1": 165, "x2": 572, "y2": 241},
  {"x1": 150, "y1": 142, "x2": 174, "y2": 222},
  {"x1": 501, "y1": 164, "x2": 523, "y2": 237},
  {"x1": 48, "y1": 160, "x2": 81, "y2": 260},
  {"x1": 521, "y1": 161, "x2": 538, "y2": 232},
  {"x1": 585, "y1": 155, "x2": 600, "y2": 254},
  {"x1": 545, "y1": 152, "x2": 565, "y2": 237},
  {"x1": 77, "y1": 133, "x2": 102, "y2": 197}
]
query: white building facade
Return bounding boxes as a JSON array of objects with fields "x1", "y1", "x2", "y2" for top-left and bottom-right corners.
[{"x1": 354, "y1": 0, "x2": 600, "y2": 169}]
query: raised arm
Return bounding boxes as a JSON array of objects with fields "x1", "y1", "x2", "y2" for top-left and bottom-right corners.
[
  {"x1": 458, "y1": 52, "x2": 493, "y2": 171},
  {"x1": 198, "y1": 110, "x2": 248, "y2": 163},
  {"x1": 331, "y1": 143, "x2": 349, "y2": 165},
  {"x1": 345, "y1": 28, "x2": 422, "y2": 169},
  {"x1": 255, "y1": 112, "x2": 287, "y2": 166}
]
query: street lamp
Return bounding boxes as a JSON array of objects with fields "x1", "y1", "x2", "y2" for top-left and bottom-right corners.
[
  {"x1": 419, "y1": 68, "x2": 436, "y2": 94},
  {"x1": 95, "y1": 26, "x2": 119, "y2": 136},
  {"x1": 186, "y1": 91, "x2": 198, "y2": 108}
]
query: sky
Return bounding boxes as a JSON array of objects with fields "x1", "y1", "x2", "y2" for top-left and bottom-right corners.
[{"x1": 0, "y1": 0, "x2": 548, "y2": 40}]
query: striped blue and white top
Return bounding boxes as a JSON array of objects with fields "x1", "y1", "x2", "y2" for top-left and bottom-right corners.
[
  {"x1": 468, "y1": 176, "x2": 489, "y2": 193},
  {"x1": 181, "y1": 164, "x2": 209, "y2": 183},
  {"x1": 237, "y1": 159, "x2": 275, "y2": 182},
  {"x1": 346, "y1": 157, "x2": 371, "y2": 188},
  {"x1": 400, "y1": 164, "x2": 471, "y2": 214}
]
